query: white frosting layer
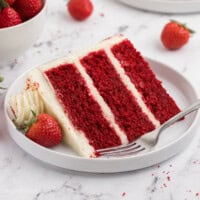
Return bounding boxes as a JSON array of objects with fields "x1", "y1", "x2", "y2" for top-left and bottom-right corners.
[
  {"x1": 105, "y1": 47, "x2": 160, "y2": 128},
  {"x1": 73, "y1": 35, "x2": 160, "y2": 127},
  {"x1": 75, "y1": 60, "x2": 128, "y2": 144},
  {"x1": 75, "y1": 34, "x2": 160, "y2": 127}
]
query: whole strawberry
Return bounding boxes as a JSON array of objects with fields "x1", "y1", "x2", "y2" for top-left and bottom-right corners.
[
  {"x1": 161, "y1": 20, "x2": 194, "y2": 50},
  {"x1": 67, "y1": 0, "x2": 93, "y2": 21},
  {"x1": 13, "y1": 0, "x2": 43, "y2": 21},
  {"x1": 0, "y1": 0, "x2": 22, "y2": 28},
  {"x1": 25, "y1": 112, "x2": 62, "y2": 147}
]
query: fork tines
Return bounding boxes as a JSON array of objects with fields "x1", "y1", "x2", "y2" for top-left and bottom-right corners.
[{"x1": 96, "y1": 142, "x2": 146, "y2": 157}]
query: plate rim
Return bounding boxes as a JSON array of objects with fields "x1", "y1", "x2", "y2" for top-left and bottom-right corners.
[
  {"x1": 4, "y1": 57, "x2": 200, "y2": 172},
  {"x1": 117, "y1": 0, "x2": 200, "y2": 13}
]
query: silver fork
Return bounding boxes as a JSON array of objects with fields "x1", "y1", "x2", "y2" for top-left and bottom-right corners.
[{"x1": 97, "y1": 99, "x2": 200, "y2": 157}]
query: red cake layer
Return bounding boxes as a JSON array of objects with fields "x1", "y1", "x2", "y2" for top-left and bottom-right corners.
[
  {"x1": 111, "y1": 40, "x2": 181, "y2": 124},
  {"x1": 45, "y1": 63, "x2": 122, "y2": 149},
  {"x1": 81, "y1": 50, "x2": 155, "y2": 142}
]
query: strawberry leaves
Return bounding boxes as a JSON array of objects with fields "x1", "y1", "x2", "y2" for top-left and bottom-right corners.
[
  {"x1": 0, "y1": 76, "x2": 6, "y2": 90},
  {"x1": 0, "y1": 0, "x2": 9, "y2": 9},
  {"x1": 19, "y1": 110, "x2": 38, "y2": 132},
  {"x1": 170, "y1": 19, "x2": 195, "y2": 34}
]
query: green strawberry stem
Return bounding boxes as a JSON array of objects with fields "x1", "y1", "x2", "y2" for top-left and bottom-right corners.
[
  {"x1": 21, "y1": 110, "x2": 38, "y2": 133},
  {"x1": 170, "y1": 19, "x2": 195, "y2": 34},
  {"x1": 0, "y1": 76, "x2": 4, "y2": 83},
  {"x1": 0, "y1": 76, "x2": 6, "y2": 90},
  {"x1": 0, "y1": 0, "x2": 9, "y2": 9}
]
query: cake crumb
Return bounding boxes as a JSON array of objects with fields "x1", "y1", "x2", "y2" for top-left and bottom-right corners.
[
  {"x1": 122, "y1": 192, "x2": 126, "y2": 197},
  {"x1": 99, "y1": 12, "x2": 105, "y2": 17},
  {"x1": 163, "y1": 183, "x2": 167, "y2": 188},
  {"x1": 167, "y1": 176, "x2": 171, "y2": 181}
]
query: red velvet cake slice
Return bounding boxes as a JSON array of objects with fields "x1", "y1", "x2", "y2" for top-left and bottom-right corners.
[{"x1": 25, "y1": 35, "x2": 180, "y2": 157}]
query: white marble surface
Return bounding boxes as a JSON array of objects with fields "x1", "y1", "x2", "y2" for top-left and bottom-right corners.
[{"x1": 1, "y1": 0, "x2": 200, "y2": 199}]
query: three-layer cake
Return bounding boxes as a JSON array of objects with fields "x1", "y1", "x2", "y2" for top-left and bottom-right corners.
[{"x1": 9, "y1": 35, "x2": 181, "y2": 157}]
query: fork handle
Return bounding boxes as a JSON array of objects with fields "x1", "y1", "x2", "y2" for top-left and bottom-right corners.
[{"x1": 160, "y1": 99, "x2": 200, "y2": 131}]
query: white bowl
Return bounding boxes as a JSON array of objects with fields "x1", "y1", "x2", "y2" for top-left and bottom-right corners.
[{"x1": 0, "y1": 0, "x2": 47, "y2": 64}]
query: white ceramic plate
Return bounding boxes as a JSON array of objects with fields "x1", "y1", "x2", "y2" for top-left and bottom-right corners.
[
  {"x1": 117, "y1": 0, "x2": 200, "y2": 13},
  {"x1": 4, "y1": 58, "x2": 199, "y2": 173}
]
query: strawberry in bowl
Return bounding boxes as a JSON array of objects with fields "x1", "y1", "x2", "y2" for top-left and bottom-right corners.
[
  {"x1": 0, "y1": 0, "x2": 46, "y2": 64},
  {"x1": 13, "y1": 0, "x2": 43, "y2": 21},
  {"x1": 0, "y1": 0, "x2": 22, "y2": 28}
]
